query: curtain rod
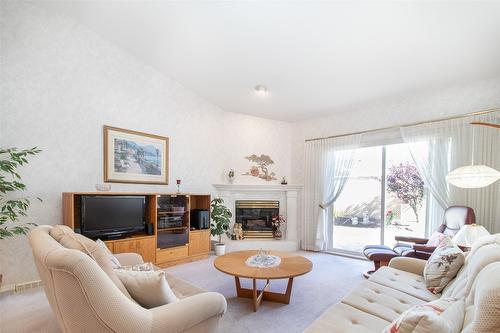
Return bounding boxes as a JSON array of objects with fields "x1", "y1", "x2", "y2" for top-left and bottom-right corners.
[{"x1": 304, "y1": 107, "x2": 500, "y2": 143}]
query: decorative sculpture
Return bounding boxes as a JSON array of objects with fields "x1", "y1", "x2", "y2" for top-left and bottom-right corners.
[
  {"x1": 233, "y1": 223, "x2": 244, "y2": 240},
  {"x1": 242, "y1": 154, "x2": 277, "y2": 181}
]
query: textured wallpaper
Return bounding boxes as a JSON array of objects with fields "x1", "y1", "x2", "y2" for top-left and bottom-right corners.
[{"x1": 0, "y1": 2, "x2": 292, "y2": 286}]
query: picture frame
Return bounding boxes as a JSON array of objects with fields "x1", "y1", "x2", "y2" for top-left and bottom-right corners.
[{"x1": 103, "y1": 125, "x2": 169, "y2": 184}]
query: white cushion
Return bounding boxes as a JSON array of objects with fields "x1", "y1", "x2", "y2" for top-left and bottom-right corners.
[
  {"x1": 96, "y1": 239, "x2": 121, "y2": 269},
  {"x1": 115, "y1": 269, "x2": 179, "y2": 308},
  {"x1": 117, "y1": 262, "x2": 155, "y2": 272},
  {"x1": 444, "y1": 236, "x2": 500, "y2": 299},
  {"x1": 50, "y1": 225, "x2": 131, "y2": 298},
  {"x1": 424, "y1": 237, "x2": 464, "y2": 294},
  {"x1": 426, "y1": 232, "x2": 446, "y2": 246},
  {"x1": 461, "y1": 262, "x2": 500, "y2": 333},
  {"x1": 382, "y1": 298, "x2": 465, "y2": 333},
  {"x1": 304, "y1": 303, "x2": 390, "y2": 333},
  {"x1": 164, "y1": 272, "x2": 206, "y2": 299},
  {"x1": 369, "y1": 267, "x2": 439, "y2": 302},
  {"x1": 341, "y1": 280, "x2": 425, "y2": 322}
]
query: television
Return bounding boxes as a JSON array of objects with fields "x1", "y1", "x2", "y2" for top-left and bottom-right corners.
[{"x1": 80, "y1": 195, "x2": 146, "y2": 239}]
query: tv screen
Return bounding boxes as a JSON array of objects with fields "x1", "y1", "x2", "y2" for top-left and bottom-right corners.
[{"x1": 81, "y1": 196, "x2": 145, "y2": 238}]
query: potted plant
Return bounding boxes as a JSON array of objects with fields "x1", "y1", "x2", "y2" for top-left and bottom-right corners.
[
  {"x1": 210, "y1": 198, "x2": 232, "y2": 256},
  {"x1": 0, "y1": 147, "x2": 41, "y2": 286},
  {"x1": 272, "y1": 215, "x2": 286, "y2": 240}
]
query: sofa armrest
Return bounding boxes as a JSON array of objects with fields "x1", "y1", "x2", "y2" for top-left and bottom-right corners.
[
  {"x1": 412, "y1": 244, "x2": 436, "y2": 253},
  {"x1": 115, "y1": 252, "x2": 144, "y2": 266},
  {"x1": 388, "y1": 257, "x2": 427, "y2": 276},
  {"x1": 150, "y1": 292, "x2": 227, "y2": 333},
  {"x1": 395, "y1": 235, "x2": 428, "y2": 244}
]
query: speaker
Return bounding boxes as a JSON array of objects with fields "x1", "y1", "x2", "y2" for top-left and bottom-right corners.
[
  {"x1": 190, "y1": 209, "x2": 209, "y2": 230},
  {"x1": 145, "y1": 223, "x2": 154, "y2": 235}
]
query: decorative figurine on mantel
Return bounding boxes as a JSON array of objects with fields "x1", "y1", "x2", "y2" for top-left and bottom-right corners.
[
  {"x1": 233, "y1": 222, "x2": 243, "y2": 240},
  {"x1": 281, "y1": 177, "x2": 288, "y2": 185},
  {"x1": 228, "y1": 169, "x2": 235, "y2": 184},
  {"x1": 272, "y1": 215, "x2": 286, "y2": 240},
  {"x1": 176, "y1": 179, "x2": 181, "y2": 194}
]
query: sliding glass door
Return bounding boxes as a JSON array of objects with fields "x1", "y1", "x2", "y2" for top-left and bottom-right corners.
[
  {"x1": 329, "y1": 142, "x2": 427, "y2": 255},
  {"x1": 383, "y1": 143, "x2": 427, "y2": 246},
  {"x1": 331, "y1": 146, "x2": 383, "y2": 254}
]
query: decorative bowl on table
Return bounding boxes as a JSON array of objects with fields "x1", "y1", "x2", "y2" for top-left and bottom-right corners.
[{"x1": 245, "y1": 249, "x2": 281, "y2": 268}]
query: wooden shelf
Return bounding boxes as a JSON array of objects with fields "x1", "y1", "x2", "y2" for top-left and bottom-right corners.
[
  {"x1": 157, "y1": 211, "x2": 187, "y2": 215},
  {"x1": 157, "y1": 227, "x2": 188, "y2": 232}
]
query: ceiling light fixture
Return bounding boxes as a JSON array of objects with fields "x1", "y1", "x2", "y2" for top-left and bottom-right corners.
[{"x1": 254, "y1": 85, "x2": 268, "y2": 96}]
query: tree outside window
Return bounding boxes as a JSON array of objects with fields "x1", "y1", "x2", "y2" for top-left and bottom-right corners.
[{"x1": 386, "y1": 163, "x2": 424, "y2": 223}]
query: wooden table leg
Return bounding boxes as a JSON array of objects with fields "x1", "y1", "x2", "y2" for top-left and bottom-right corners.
[
  {"x1": 252, "y1": 279, "x2": 258, "y2": 311},
  {"x1": 252, "y1": 279, "x2": 270, "y2": 311},
  {"x1": 283, "y1": 277, "x2": 293, "y2": 304},
  {"x1": 235, "y1": 276, "x2": 242, "y2": 296},
  {"x1": 233, "y1": 276, "x2": 295, "y2": 311}
]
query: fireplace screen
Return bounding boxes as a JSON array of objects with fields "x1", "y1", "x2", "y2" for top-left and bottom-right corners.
[{"x1": 235, "y1": 200, "x2": 279, "y2": 238}]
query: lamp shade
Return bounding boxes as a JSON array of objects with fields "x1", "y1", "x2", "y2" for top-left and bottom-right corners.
[
  {"x1": 446, "y1": 165, "x2": 500, "y2": 189},
  {"x1": 452, "y1": 224, "x2": 490, "y2": 248}
]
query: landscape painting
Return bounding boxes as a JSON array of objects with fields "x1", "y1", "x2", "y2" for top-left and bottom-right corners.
[{"x1": 104, "y1": 126, "x2": 169, "y2": 184}]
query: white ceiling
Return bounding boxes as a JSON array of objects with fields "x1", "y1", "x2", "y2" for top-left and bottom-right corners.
[{"x1": 35, "y1": 1, "x2": 500, "y2": 121}]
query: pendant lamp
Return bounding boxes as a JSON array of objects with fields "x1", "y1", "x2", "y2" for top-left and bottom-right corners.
[{"x1": 446, "y1": 122, "x2": 500, "y2": 189}]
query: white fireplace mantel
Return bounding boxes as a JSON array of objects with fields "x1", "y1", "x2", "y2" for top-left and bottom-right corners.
[
  {"x1": 213, "y1": 184, "x2": 303, "y2": 192},
  {"x1": 212, "y1": 183, "x2": 303, "y2": 252}
]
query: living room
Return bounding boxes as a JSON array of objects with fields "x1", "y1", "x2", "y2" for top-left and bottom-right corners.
[{"x1": 1, "y1": 1, "x2": 500, "y2": 333}]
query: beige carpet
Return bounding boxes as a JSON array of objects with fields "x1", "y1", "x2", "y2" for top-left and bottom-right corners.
[{"x1": 0, "y1": 251, "x2": 370, "y2": 333}]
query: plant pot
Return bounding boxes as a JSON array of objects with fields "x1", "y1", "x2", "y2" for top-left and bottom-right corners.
[{"x1": 214, "y1": 243, "x2": 226, "y2": 256}]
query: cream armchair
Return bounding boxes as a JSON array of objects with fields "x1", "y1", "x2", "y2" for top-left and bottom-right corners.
[{"x1": 29, "y1": 225, "x2": 227, "y2": 333}]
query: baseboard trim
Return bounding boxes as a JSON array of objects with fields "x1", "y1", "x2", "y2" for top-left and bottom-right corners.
[
  {"x1": 0, "y1": 280, "x2": 43, "y2": 295},
  {"x1": 324, "y1": 250, "x2": 368, "y2": 261}
]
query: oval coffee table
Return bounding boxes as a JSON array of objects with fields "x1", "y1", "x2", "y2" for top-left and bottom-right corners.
[{"x1": 214, "y1": 250, "x2": 313, "y2": 311}]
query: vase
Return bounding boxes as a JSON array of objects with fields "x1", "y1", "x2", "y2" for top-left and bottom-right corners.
[{"x1": 273, "y1": 228, "x2": 282, "y2": 240}]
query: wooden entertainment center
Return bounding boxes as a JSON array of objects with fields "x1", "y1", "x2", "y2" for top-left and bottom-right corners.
[{"x1": 62, "y1": 192, "x2": 211, "y2": 267}]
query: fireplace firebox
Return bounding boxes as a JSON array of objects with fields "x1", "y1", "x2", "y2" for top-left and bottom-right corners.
[{"x1": 235, "y1": 200, "x2": 279, "y2": 238}]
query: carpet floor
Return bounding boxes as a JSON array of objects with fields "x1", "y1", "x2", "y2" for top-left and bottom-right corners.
[{"x1": 0, "y1": 251, "x2": 370, "y2": 333}]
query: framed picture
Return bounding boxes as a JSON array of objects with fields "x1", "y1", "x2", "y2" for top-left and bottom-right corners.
[{"x1": 104, "y1": 125, "x2": 169, "y2": 184}]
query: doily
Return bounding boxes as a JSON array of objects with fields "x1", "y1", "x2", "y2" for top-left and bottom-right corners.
[{"x1": 245, "y1": 254, "x2": 281, "y2": 268}]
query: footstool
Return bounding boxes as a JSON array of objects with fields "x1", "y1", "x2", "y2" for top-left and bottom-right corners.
[{"x1": 362, "y1": 244, "x2": 415, "y2": 278}]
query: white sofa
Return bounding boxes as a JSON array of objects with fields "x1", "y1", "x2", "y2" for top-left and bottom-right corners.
[
  {"x1": 29, "y1": 225, "x2": 227, "y2": 333},
  {"x1": 306, "y1": 234, "x2": 500, "y2": 333}
]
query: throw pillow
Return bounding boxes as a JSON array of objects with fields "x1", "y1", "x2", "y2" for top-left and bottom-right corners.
[
  {"x1": 426, "y1": 232, "x2": 447, "y2": 247},
  {"x1": 96, "y1": 239, "x2": 122, "y2": 269},
  {"x1": 116, "y1": 262, "x2": 155, "y2": 272},
  {"x1": 54, "y1": 229, "x2": 131, "y2": 298},
  {"x1": 49, "y1": 224, "x2": 75, "y2": 242},
  {"x1": 382, "y1": 298, "x2": 464, "y2": 333},
  {"x1": 114, "y1": 269, "x2": 179, "y2": 308},
  {"x1": 424, "y1": 237, "x2": 465, "y2": 294}
]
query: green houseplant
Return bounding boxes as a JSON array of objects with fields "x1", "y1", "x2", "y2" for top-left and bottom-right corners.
[
  {"x1": 0, "y1": 147, "x2": 41, "y2": 285},
  {"x1": 210, "y1": 198, "x2": 232, "y2": 256}
]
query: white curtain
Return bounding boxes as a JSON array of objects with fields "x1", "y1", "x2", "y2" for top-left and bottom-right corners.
[
  {"x1": 401, "y1": 111, "x2": 500, "y2": 233},
  {"x1": 302, "y1": 134, "x2": 361, "y2": 251}
]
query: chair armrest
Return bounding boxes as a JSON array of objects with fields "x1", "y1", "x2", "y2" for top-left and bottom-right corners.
[
  {"x1": 412, "y1": 244, "x2": 436, "y2": 253},
  {"x1": 150, "y1": 292, "x2": 227, "y2": 333},
  {"x1": 395, "y1": 235, "x2": 428, "y2": 244},
  {"x1": 388, "y1": 257, "x2": 427, "y2": 276},
  {"x1": 115, "y1": 252, "x2": 144, "y2": 266}
]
